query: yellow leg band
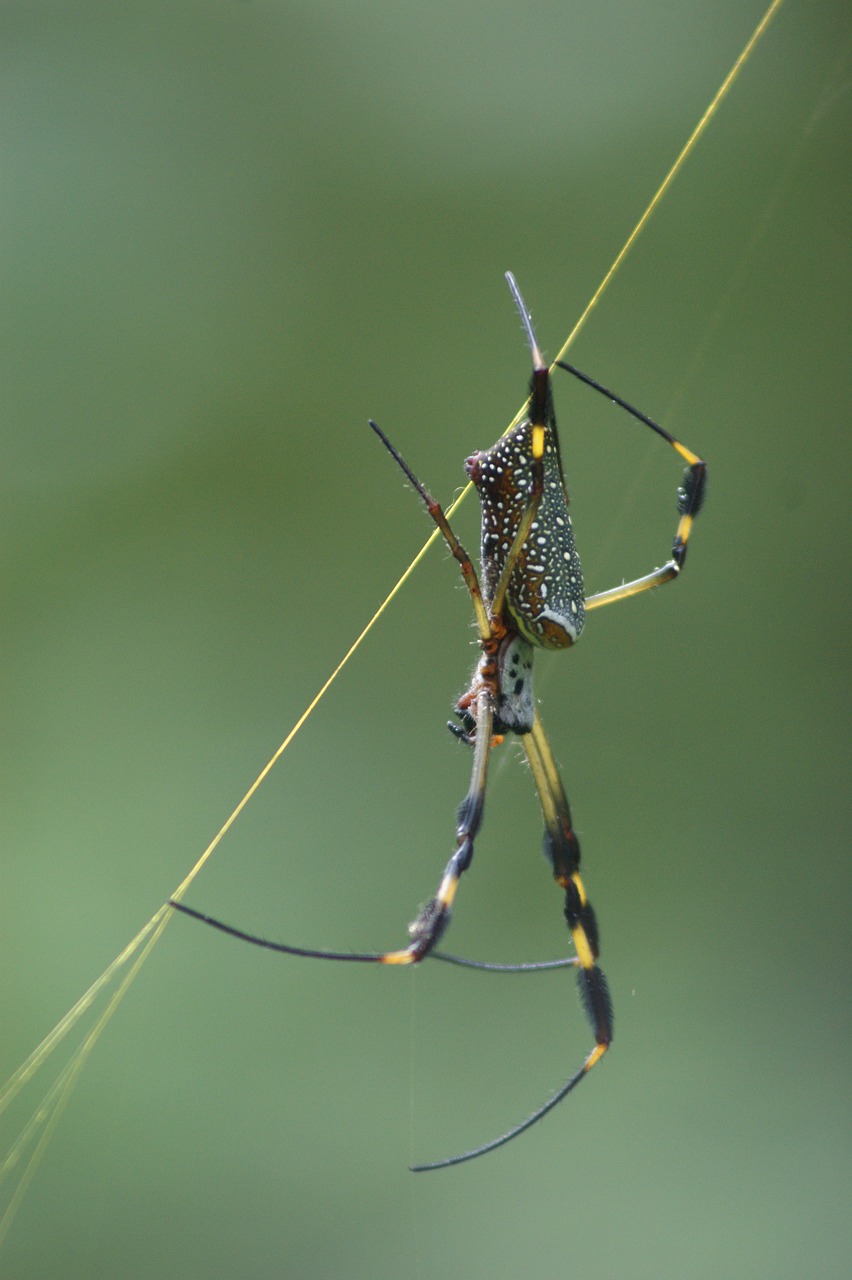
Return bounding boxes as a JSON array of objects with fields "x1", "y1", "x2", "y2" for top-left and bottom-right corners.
[
  {"x1": 677, "y1": 513, "x2": 694, "y2": 543},
  {"x1": 571, "y1": 925, "x2": 595, "y2": 971},
  {"x1": 674, "y1": 441, "x2": 701, "y2": 466},
  {"x1": 437, "y1": 873, "x2": 459, "y2": 909},
  {"x1": 585, "y1": 1043, "x2": 608, "y2": 1071},
  {"x1": 381, "y1": 950, "x2": 418, "y2": 966}
]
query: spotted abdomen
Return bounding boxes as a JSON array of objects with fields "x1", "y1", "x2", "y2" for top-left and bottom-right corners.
[{"x1": 466, "y1": 419, "x2": 585, "y2": 649}]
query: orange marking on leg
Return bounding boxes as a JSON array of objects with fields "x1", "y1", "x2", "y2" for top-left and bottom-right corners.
[
  {"x1": 584, "y1": 1042, "x2": 608, "y2": 1072},
  {"x1": 380, "y1": 948, "x2": 418, "y2": 966}
]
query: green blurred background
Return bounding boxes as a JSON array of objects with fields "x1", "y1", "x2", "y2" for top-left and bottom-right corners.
[{"x1": 2, "y1": 2, "x2": 849, "y2": 1277}]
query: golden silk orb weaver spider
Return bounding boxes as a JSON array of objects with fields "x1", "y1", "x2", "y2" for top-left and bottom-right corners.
[{"x1": 172, "y1": 272, "x2": 707, "y2": 1171}]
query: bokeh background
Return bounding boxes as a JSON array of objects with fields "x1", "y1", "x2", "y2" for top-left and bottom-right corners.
[{"x1": 2, "y1": 2, "x2": 849, "y2": 1277}]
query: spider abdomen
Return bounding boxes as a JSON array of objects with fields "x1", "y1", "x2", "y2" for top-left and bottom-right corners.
[{"x1": 466, "y1": 419, "x2": 585, "y2": 650}]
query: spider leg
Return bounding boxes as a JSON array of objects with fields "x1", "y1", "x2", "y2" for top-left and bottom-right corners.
[
  {"x1": 412, "y1": 709, "x2": 611, "y2": 1172},
  {"x1": 554, "y1": 360, "x2": 707, "y2": 611},
  {"x1": 487, "y1": 391, "x2": 548, "y2": 619},
  {"x1": 170, "y1": 685, "x2": 496, "y2": 966},
  {"x1": 524, "y1": 709, "x2": 612, "y2": 1059},
  {"x1": 167, "y1": 901, "x2": 386, "y2": 962},
  {"x1": 385, "y1": 682, "x2": 496, "y2": 963},
  {"x1": 173, "y1": 422, "x2": 504, "y2": 966},
  {"x1": 369, "y1": 419, "x2": 491, "y2": 641}
]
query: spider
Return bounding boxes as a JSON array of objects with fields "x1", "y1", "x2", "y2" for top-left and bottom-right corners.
[{"x1": 172, "y1": 272, "x2": 706, "y2": 1170}]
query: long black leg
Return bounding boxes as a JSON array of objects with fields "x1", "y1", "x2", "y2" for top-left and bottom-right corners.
[
  {"x1": 411, "y1": 709, "x2": 612, "y2": 1172},
  {"x1": 388, "y1": 685, "x2": 496, "y2": 964},
  {"x1": 170, "y1": 687, "x2": 496, "y2": 967},
  {"x1": 368, "y1": 420, "x2": 492, "y2": 642},
  {"x1": 524, "y1": 710, "x2": 612, "y2": 1059},
  {"x1": 555, "y1": 360, "x2": 707, "y2": 609}
]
